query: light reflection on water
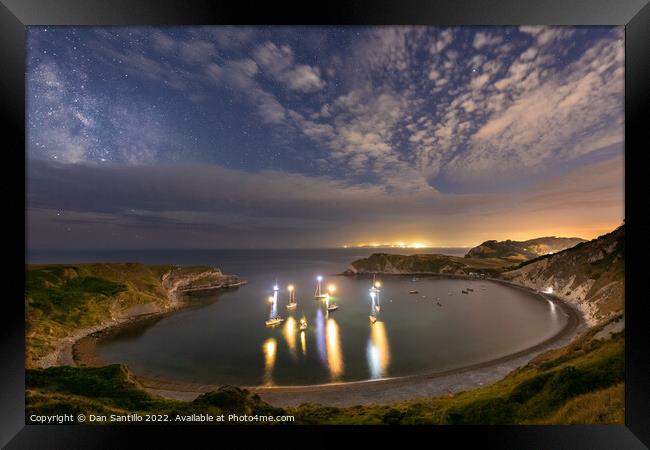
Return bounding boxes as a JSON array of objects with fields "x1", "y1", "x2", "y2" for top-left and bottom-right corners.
[
  {"x1": 367, "y1": 321, "x2": 390, "y2": 379},
  {"x1": 326, "y1": 317, "x2": 344, "y2": 380},
  {"x1": 96, "y1": 265, "x2": 567, "y2": 386},
  {"x1": 263, "y1": 338, "x2": 276, "y2": 385},
  {"x1": 283, "y1": 316, "x2": 297, "y2": 356},
  {"x1": 315, "y1": 308, "x2": 327, "y2": 365},
  {"x1": 300, "y1": 330, "x2": 307, "y2": 356}
]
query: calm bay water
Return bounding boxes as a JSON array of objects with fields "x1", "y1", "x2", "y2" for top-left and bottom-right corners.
[{"x1": 28, "y1": 248, "x2": 568, "y2": 386}]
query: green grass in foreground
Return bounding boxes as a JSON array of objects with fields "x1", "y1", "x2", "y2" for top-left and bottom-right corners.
[
  {"x1": 289, "y1": 322, "x2": 624, "y2": 424},
  {"x1": 25, "y1": 264, "x2": 179, "y2": 364},
  {"x1": 26, "y1": 365, "x2": 284, "y2": 422},
  {"x1": 25, "y1": 316, "x2": 624, "y2": 425}
]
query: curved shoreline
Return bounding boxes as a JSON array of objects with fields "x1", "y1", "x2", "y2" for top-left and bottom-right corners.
[{"x1": 72, "y1": 278, "x2": 586, "y2": 406}]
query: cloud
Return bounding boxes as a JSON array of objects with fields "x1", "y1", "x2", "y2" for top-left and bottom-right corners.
[
  {"x1": 430, "y1": 29, "x2": 454, "y2": 53},
  {"x1": 253, "y1": 42, "x2": 325, "y2": 92},
  {"x1": 206, "y1": 58, "x2": 287, "y2": 124},
  {"x1": 27, "y1": 26, "x2": 625, "y2": 199},
  {"x1": 433, "y1": 28, "x2": 624, "y2": 191},
  {"x1": 27, "y1": 155, "x2": 623, "y2": 248},
  {"x1": 179, "y1": 40, "x2": 215, "y2": 64},
  {"x1": 472, "y1": 32, "x2": 503, "y2": 49},
  {"x1": 27, "y1": 159, "x2": 485, "y2": 230}
]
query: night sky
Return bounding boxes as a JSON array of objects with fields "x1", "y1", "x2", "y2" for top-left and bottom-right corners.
[{"x1": 26, "y1": 26, "x2": 624, "y2": 249}]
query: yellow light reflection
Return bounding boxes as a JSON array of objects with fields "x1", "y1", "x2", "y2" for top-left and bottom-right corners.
[
  {"x1": 263, "y1": 338, "x2": 277, "y2": 386},
  {"x1": 326, "y1": 318, "x2": 344, "y2": 380},
  {"x1": 300, "y1": 331, "x2": 307, "y2": 355},
  {"x1": 283, "y1": 316, "x2": 297, "y2": 355},
  {"x1": 367, "y1": 321, "x2": 391, "y2": 379}
]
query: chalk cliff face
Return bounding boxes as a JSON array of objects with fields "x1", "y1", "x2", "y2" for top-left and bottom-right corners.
[
  {"x1": 344, "y1": 226, "x2": 623, "y2": 327},
  {"x1": 499, "y1": 225, "x2": 624, "y2": 325},
  {"x1": 162, "y1": 266, "x2": 245, "y2": 300},
  {"x1": 26, "y1": 263, "x2": 245, "y2": 367},
  {"x1": 465, "y1": 236, "x2": 587, "y2": 262}
]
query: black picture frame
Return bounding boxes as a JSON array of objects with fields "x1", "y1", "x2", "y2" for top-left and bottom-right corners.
[{"x1": 2, "y1": 0, "x2": 648, "y2": 447}]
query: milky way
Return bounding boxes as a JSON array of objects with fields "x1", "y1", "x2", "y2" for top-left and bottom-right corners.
[{"x1": 26, "y1": 26, "x2": 624, "y2": 249}]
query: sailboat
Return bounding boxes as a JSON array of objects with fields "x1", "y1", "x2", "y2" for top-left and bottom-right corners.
[
  {"x1": 369, "y1": 290, "x2": 378, "y2": 323},
  {"x1": 265, "y1": 316, "x2": 284, "y2": 327},
  {"x1": 265, "y1": 284, "x2": 284, "y2": 326},
  {"x1": 369, "y1": 274, "x2": 382, "y2": 293},
  {"x1": 322, "y1": 283, "x2": 338, "y2": 312},
  {"x1": 314, "y1": 276, "x2": 328, "y2": 299},
  {"x1": 299, "y1": 315, "x2": 308, "y2": 331},
  {"x1": 286, "y1": 284, "x2": 297, "y2": 310},
  {"x1": 326, "y1": 293, "x2": 339, "y2": 312}
]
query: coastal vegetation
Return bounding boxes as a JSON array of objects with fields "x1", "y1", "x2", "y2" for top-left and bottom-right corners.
[
  {"x1": 500, "y1": 225, "x2": 624, "y2": 324},
  {"x1": 25, "y1": 314, "x2": 623, "y2": 424},
  {"x1": 25, "y1": 263, "x2": 241, "y2": 366},
  {"x1": 464, "y1": 236, "x2": 587, "y2": 262},
  {"x1": 345, "y1": 225, "x2": 624, "y2": 325},
  {"x1": 24, "y1": 225, "x2": 625, "y2": 425},
  {"x1": 344, "y1": 253, "x2": 512, "y2": 276}
]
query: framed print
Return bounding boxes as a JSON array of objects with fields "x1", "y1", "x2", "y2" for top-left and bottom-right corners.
[{"x1": 2, "y1": 0, "x2": 649, "y2": 447}]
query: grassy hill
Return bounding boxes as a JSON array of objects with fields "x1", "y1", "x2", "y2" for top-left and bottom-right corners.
[
  {"x1": 26, "y1": 365, "x2": 284, "y2": 421},
  {"x1": 499, "y1": 225, "x2": 624, "y2": 324},
  {"x1": 25, "y1": 315, "x2": 623, "y2": 425},
  {"x1": 344, "y1": 253, "x2": 512, "y2": 276},
  {"x1": 465, "y1": 236, "x2": 586, "y2": 262},
  {"x1": 344, "y1": 234, "x2": 588, "y2": 276},
  {"x1": 25, "y1": 263, "x2": 241, "y2": 366}
]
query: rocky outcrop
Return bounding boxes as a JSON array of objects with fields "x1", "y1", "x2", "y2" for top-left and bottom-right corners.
[
  {"x1": 498, "y1": 225, "x2": 624, "y2": 325},
  {"x1": 162, "y1": 266, "x2": 246, "y2": 301},
  {"x1": 465, "y1": 236, "x2": 586, "y2": 262},
  {"x1": 28, "y1": 263, "x2": 245, "y2": 368},
  {"x1": 344, "y1": 253, "x2": 511, "y2": 276}
]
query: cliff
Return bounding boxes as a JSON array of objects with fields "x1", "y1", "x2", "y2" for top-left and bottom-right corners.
[
  {"x1": 162, "y1": 265, "x2": 245, "y2": 299},
  {"x1": 344, "y1": 226, "x2": 623, "y2": 326},
  {"x1": 26, "y1": 263, "x2": 244, "y2": 367},
  {"x1": 344, "y1": 253, "x2": 512, "y2": 276},
  {"x1": 345, "y1": 235, "x2": 587, "y2": 276},
  {"x1": 498, "y1": 225, "x2": 624, "y2": 325},
  {"x1": 465, "y1": 236, "x2": 587, "y2": 262}
]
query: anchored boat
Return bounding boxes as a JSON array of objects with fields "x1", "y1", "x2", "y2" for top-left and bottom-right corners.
[
  {"x1": 369, "y1": 274, "x2": 382, "y2": 293},
  {"x1": 286, "y1": 284, "x2": 297, "y2": 310},
  {"x1": 265, "y1": 316, "x2": 285, "y2": 327},
  {"x1": 314, "y1": 276, "x2": 328, "y2": 299}
]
